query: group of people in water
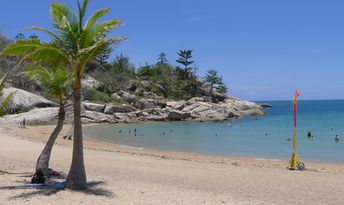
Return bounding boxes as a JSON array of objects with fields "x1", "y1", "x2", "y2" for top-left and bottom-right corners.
[
  {"x1": 306, "y1": 130, "x2": 340, "y2": 143},
  {"x1": 118, "y1": 128, "x2": 174, "y2": 137}
]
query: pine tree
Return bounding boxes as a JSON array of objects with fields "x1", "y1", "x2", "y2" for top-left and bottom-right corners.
[
  {"x1": 157, "y1": 52, "x2": 168, "y2": 65},
  {"x1": 204, "y1": 69, "x2": 221, "y2": 95},
  {"x1": 176, "y1": 49, "x2": 194, "y2": 79}
]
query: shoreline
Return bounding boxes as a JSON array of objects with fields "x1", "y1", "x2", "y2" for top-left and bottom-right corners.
[
  {"x1": 13, "y1": 123, "x2": 344, "y2": 169},
  {"x1": 2, "y1": 123, "x2": 344, "y2": 204}
]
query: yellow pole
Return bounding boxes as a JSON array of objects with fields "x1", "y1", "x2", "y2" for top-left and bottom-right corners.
[
  {"x1": 288, "y1": 91, "x2": 301, "y2": 170},
  {"x1": 292, "y1": 127, "x2": 296, "y2": 153}
]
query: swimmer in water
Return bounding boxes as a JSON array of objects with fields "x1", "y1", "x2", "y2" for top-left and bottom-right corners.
[
  {"x1": 119, "y1": 130, "x2": 122, "y2": 133},
  {"x1": 335, "y1": 134, "x2": 340, "y2": 143},
  {"x1": 307, "y1": 131, "x2": 314, "y2": 140}
]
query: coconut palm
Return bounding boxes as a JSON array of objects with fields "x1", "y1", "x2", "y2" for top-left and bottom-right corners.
[
  {"x1": 26, "y1": 66, "x2": 72, "y2": 182},
  {"x1": 0, "y1": 73, "x2": 14, "y2": 117},
  {"x1": 1, "y1": 0, "x2": 125, "y2": 189}
]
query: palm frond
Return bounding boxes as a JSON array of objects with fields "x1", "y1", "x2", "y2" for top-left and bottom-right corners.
[
  {"x1": 80, "y1": 19, "x2": 123, "y2": 48},
  {"x1": 25, "y1": 26, "x2": 64, "y2": 44},
  {"x1": 77, "y1": 0, "x2": 89, "y2": 31},
  {"x1": 94, "y1": 19, "x2": 123, "y2": 38},
  {"x1": 0, "y1": 73, "x2": 13, "y2": 117},
  {"x1": 25, "y1": 65, "x2": 72, "y2": 97},
  {"x1": 0, "y1": 92, "x2": 14, "y2": 117},
  {"x1": 34, "y1": 44, "x2": 69, "y2": 64},
  {"x1": 0, "y1": 73, "x2": 9, "y2": 93},
  {"x1": 83, "y1": 8, "x2": 110, "y2": 31},
  {"x1": 78, "y1": 36, "x2": 125, "y2": 56},
  {"x1": 0, "y1": 39, "x2": 42, "y2": 56},
  {"x1": 50, "y1": 2, "x2": 78, "y2": 30}
]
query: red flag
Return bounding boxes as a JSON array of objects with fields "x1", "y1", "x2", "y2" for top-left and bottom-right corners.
[
  {"x1": 293, "y1": 89, "x2": 299, "y2": 113},
  {"x1": 294, "y1": 89, "x2": 299, "y2": 98}
]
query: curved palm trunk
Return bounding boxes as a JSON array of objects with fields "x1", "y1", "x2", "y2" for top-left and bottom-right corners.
[
  {"x1": 66, "y1": 78, "x2": 87, "y2": 190},
  {"x1": 32, "y1": 102, "x2": 65, "y2": 182}
]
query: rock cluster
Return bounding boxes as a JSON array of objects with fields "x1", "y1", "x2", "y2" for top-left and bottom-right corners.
[{"x1": 0, "y1": 87, "x2": 266, "y2": 125}]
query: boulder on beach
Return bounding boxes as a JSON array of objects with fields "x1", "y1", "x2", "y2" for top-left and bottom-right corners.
[
  {"x1": 104, "y1": 104, "x2": 137, "y2": 114},
  {"x1": 82, "y1": 102, "x2": 106, "y2": 113},
  {"x1": 111, "y1": 91, "x2": 138, "y2": 104},
  {"x1": 167, "y1": 110, "x2": 191, "y2": 121},
  {"x1": 81, "y1": 75, "x2": 104, "y2": 90},
  {"x1": 0, "y1": 87, "x2": 56, "y2": 113}
]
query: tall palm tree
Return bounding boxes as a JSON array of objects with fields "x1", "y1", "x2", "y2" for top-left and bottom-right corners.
[
  {"x1": 1, "y1": 0, "x2": 125, "y2": 189},
  {"x1": 26, "y1": 66, "x2": 72, "y2": 182}
]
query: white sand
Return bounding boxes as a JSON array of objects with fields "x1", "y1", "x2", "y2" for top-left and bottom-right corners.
[{"x1": 1, "y1": 124, "x2": 344, "y2": 205}]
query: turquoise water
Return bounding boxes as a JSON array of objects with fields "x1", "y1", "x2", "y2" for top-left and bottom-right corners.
[{"x1": 84, "y1": 100, "x2": 344, "y2": 163}]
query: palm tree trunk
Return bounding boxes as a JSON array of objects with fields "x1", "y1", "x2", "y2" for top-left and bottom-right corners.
[
  {"x1": 32, "y1": 102, "x2": 65, "y2": 181},
  {"x1": 66, "y1": 78, "x2": 87, "y2": 190}
]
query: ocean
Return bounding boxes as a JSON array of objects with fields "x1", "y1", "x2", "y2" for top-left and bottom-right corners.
[{"x1": 84, "y1": 100, "x2": 344, "y2": 163}]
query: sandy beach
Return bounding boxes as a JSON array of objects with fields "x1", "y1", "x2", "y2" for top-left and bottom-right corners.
[{"x1": 0, "y1": 124, "x2": 344, "y2": 205}]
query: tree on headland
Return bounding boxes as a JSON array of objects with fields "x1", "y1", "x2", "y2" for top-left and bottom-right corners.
[
  {"x1": 26, "y1": 66, "x2": 72, "y2": 182},
  {"x1": 217, "y1": 80, "x2": 228, "y2": 95},
  {"x1": 109, "y1": 54, "x2": 135, "y2": 74},
  {"x1": 14, "y1": 33, "x2": 25, "y2": 41},
  {"x1": 204, "y1": 69, "x2": 221, "y2": 95},
  {"x1": 157, "y1": 52, "x2": 168, "y2": 65},
  {"x1": 1, "y1": 0, "x2": 126, "y2": 189},
  {"x1": 204, "y1": 69, "x2": 228, "y2": 95},
  {"x1": 176, "y1": 49, "x2": 194, "y2": 79},
  {"x1": 96, "y1": 44, "x2": 113, "y2": 66},
  {"x1": 14, "y1": 33, "x2": 39, "y2": 41},
  {"x1": 29, "y1": 34, "x2": 39, "y2": 40}
]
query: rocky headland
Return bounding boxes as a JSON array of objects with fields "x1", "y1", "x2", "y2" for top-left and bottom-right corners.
[{"x1": 0, "y1": 85, "x2": 266, "y2": 126}]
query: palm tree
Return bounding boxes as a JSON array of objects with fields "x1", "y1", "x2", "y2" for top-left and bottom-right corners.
[
  {"x1": 1, "y1": 0, "x2": 125, "y2": 189},
  {"x1": 26, "y1": 66, "x2": 72, "y2": 182},
  {"x1": 0, "y1": 73, "x2": 13, "y2": 117}
]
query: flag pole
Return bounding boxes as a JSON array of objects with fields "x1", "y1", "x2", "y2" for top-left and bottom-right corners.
[{"x1": 288, "y1": 89, "x2": 301, "y2": 170}]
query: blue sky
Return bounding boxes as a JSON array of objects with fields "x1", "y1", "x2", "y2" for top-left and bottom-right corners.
[{"x1": 1, "y1": 0, "x2": 344, "y2": 101}]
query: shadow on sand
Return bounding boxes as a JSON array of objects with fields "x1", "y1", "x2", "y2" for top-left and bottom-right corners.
[
  {"x1": 0, "y1": 170, "x2": 114, "y2": 200},
  {"x1": 7, "y1": 181, "x2": 114, "y2": 200}
]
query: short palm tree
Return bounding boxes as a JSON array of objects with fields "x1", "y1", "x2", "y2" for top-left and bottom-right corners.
[
  {"x1": 1, "y1": 0, "x2": 125, "y2": 189},
  {"x1": 26, "y1": 66, "x2": 72, "y2": 182},
  {"x1": 0, "y1": 73, "x2": 13, "y2": 117}
]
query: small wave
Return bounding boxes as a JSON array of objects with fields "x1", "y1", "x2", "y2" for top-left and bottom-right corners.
[
  {"x1": 119, "y1": 145, "x2": 144, "y2": 150},
  {"x1": 253, "y1": 158, "x2": 282, "y2": 162}
]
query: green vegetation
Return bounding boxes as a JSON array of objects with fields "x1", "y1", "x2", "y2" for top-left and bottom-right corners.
[
  {"x1": 0, "y1": 0, "x2": 230, "y2": 191},
  {"x1": 1, "y1": 0, "x2": 125, "y2": 189},
  {"x1": 1, "y1": 32, "x2": 229, "y2": 103},
  {"x1": 204, "y1": 69, "x2": 228, "y2": 95},
  {"x1": 0, "y1": 73, "x2": 13, "y2": 117},
  {"x1": 26, "y1": 66, "x2": 72, "y2": 181},
  {"x1": 89, "y1": 50, "x2": 228, "y2": 102}
]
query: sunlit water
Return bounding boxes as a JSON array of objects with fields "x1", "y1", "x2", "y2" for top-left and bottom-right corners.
[{"x1": 84, "y1": 100, "x2": 344, "y2": 163}]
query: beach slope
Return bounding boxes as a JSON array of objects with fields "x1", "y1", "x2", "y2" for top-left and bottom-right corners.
[{"x1": 1, "y1": 125, "x2": 344, "y2": 205}]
